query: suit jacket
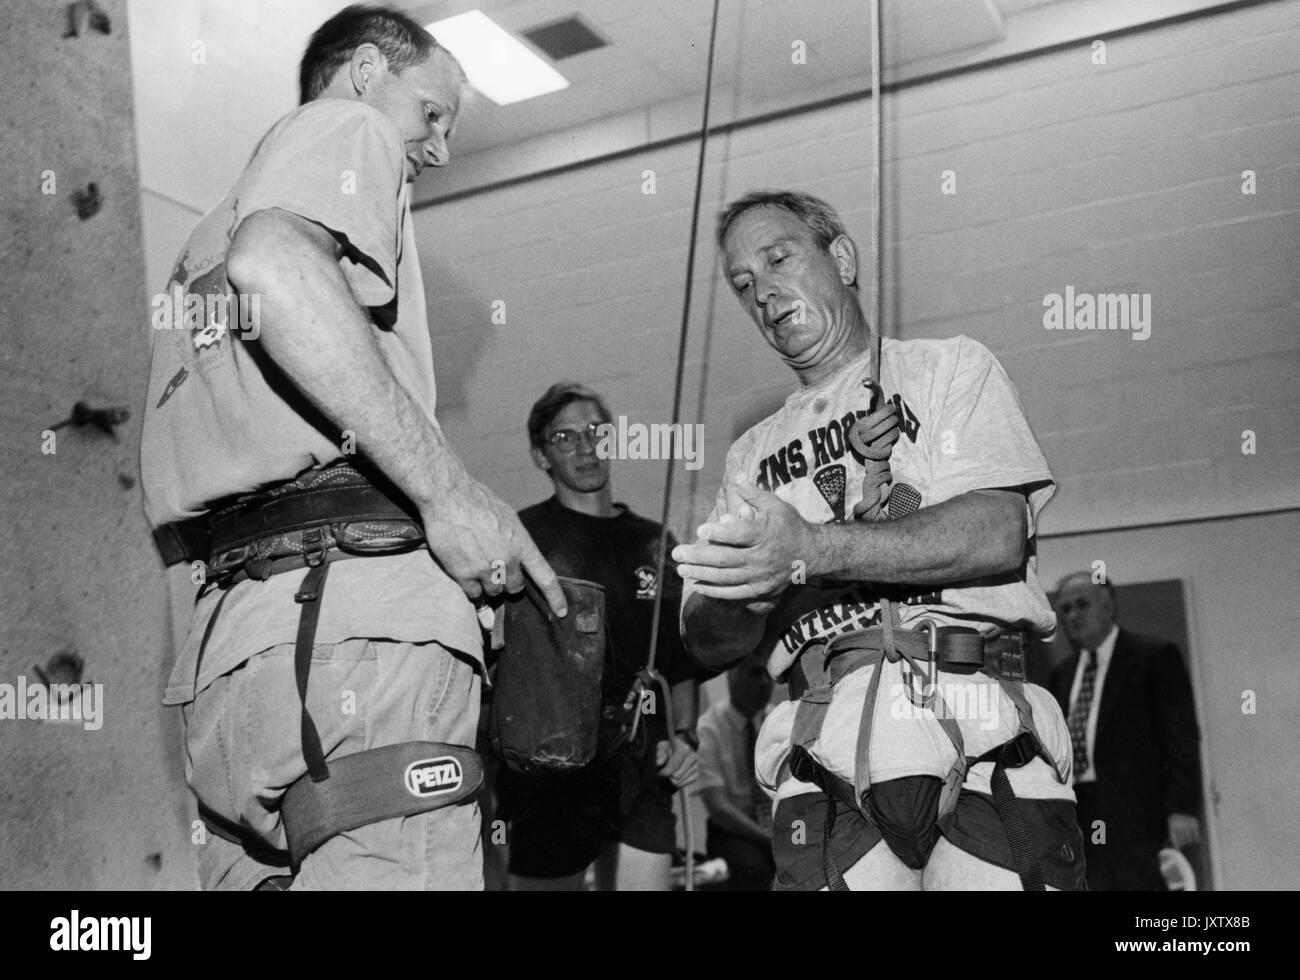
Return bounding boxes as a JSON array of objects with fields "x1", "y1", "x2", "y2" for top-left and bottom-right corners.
[{"x1": 1049, "y1": 629, "x2": 1202, "y2": 854}]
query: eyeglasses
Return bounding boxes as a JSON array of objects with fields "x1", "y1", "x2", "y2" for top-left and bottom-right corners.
[{"x1": 545, "y1": 422, "x2": 604, "y2": 454}]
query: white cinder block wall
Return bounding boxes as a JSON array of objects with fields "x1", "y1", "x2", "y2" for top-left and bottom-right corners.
[
  {"x1": 422, "y1": 0, "x2": 1299, "y2": 532},
  {"x1": 418, "y1": 1, "x2": 1300, "y2": 888}
]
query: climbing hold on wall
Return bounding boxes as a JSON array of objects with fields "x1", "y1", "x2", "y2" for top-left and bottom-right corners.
[
  {"x1": 50, "y1": 401, "x2": 129, "y2": 439},
  {"x1": 63, "y1": 1, "x2": 111, "y2": 39},
  {"x1": 71, "y1": 182, "x2": 101, "y2": 220},
  {"x1": 34, "y1": 648, "x2": 84, "y2": 687}
]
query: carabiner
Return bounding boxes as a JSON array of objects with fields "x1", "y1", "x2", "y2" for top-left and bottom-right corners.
[{"x1": 901, "y1": 619, "x2": 939, "y2": 710}]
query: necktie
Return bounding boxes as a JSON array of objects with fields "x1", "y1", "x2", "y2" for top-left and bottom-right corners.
[{"x1": 1067, "y1": 650, "x2": 1096, "y2": 778}]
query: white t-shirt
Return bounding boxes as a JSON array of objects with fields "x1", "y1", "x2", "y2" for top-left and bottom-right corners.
[{"x1": 686, "y1": 336, "x2": 1072, "y2": 801}]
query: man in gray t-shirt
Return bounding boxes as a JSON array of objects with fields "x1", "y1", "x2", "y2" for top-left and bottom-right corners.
[{"x1": 141, "y1": 6, "x2": 565, "y2": 890}]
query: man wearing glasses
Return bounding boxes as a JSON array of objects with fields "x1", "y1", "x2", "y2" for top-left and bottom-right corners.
[{"x1": 492, "y1": 382, "x2": 704, "y2": 890}]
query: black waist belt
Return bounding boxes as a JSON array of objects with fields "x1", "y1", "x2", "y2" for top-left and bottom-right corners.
[
  {"x1": 788, "y1": 625, "x2": 1029, "y2": 700},
  {"x1": 151, "y1": 462, "x2": 423, "y2": 572}
]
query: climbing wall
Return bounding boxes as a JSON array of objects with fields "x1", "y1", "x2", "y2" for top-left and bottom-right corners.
[{"x1": 0, "y1": 0, "x2": 195, "y2": 889}]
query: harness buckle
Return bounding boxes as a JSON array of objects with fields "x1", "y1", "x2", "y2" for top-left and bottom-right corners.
[
  {"x1": 294, "y1": 530, "x2": 332, "y2": 604},
  {"x1": 991, "y1": 644, "x2": 1027, "y2": 682},
  {"x1": 788, "y1": 744, "x2": 816, "y2": 784},
  {"x1": 916, "y1": 619, "x2": 939, "y2": 659},
  {"x1": 1000, "y1": 731, "x2": 1039, "y2": 769},
  {"x1": 301, "y1": 525, "x2": 329, "y2": 568}
]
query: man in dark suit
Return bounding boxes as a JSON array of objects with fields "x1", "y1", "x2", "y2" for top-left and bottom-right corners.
[{"x1": 1049, "y1": 572, "x2": 1203, "y2": 890}]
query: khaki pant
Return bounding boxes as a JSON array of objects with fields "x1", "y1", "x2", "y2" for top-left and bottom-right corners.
[{"x1": 183, "y1": 637, "x2": 483, "y2": 890}]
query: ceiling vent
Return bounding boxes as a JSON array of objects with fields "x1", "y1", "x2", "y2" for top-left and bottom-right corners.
[{"x1": 523, "y1": 15, "x2": 607, "y2": 60}]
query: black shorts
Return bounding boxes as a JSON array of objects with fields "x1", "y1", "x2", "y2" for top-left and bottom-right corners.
[
  {"x1": 497, "y1": 747, "x2": 676, "y2": 879},
  {"x1": 771, "y1": 778, "x2": 1087, "y2": 891}
]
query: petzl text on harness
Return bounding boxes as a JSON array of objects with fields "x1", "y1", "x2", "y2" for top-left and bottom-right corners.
[
  {"x1": 280, "y1": 741, "x2": 482, "y2": 869},
  {"x1": 490, "y1": 576, "x2": 609, "y2": 775},
  {"x1": 200, "y1": 740, "x2": 483, "y2": 873}
]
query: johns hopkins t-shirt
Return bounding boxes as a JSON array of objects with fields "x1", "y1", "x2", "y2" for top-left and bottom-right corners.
[
  {"x1": 687, "y1": 336, "x2": 1057, "y2": 651},
  {"x1": 682, "y1": 336, "x2": 1069, "y2": 795}
]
